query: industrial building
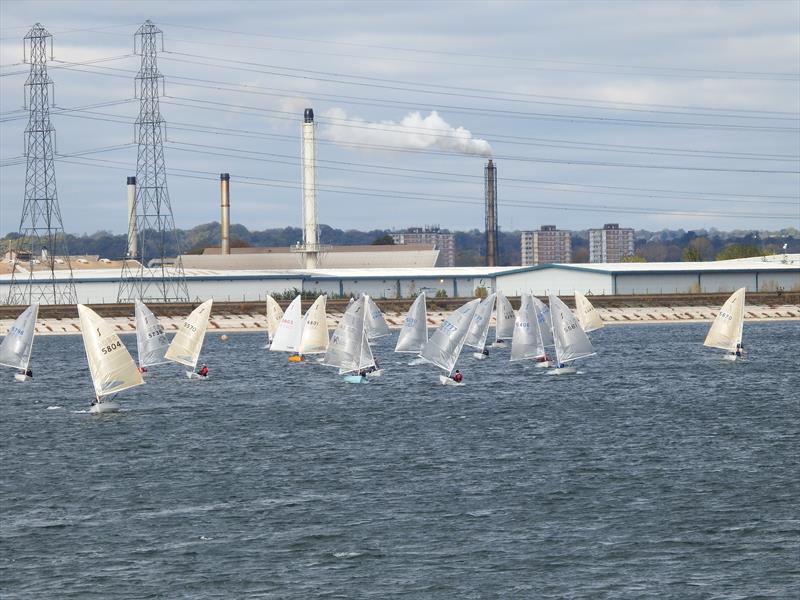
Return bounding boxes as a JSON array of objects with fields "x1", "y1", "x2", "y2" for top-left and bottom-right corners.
[
  {"x1": 390, "y1": 227, "x2": 456, "y2": 267},
  {"x1": 520, "y1": 226, "x2": 572, "y2": 266},
  {"x1": 3, "y1": 255, "x2": 796, "y2": 304},
  {"x1": 589, "y1": 224, "x2": 635, "y2": 263}
]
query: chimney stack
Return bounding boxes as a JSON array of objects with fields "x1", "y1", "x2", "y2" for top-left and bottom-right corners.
[
  {"x1": 301, "y1": 108, "x2": 319, "y2": 269},
  {"x1": 126, "y1": 176, "x2": 137, "y2": 258},
  {"x1": 485, "y1": 160, "x2": 499, "y2": 266},
  {"x1": 220, "y1": 173, "x2": 230, "y2": 255}
]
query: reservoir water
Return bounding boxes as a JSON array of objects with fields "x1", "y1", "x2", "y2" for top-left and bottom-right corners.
[{"x1": 1, "y1": 321, "x2": 798, "y2": 598}]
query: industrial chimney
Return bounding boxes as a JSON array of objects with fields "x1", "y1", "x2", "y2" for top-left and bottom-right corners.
[
  {"x1": 485, "y1": 160, "x2": 499, "y2": 266},
  {"x1": 301, "y1": 108, "x2": 319, "y2": 269},
  {"x1": 126, "y1": 176, "x2": 137, "y2": 258},
  {"x1": 220, "y1": 173, "x2": 230, "y2": 255}
]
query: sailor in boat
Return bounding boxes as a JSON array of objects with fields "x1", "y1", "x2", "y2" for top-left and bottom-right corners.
[
  {"x1": 536, "y1": 354, "x2": 549, "y2": 363},
  {"x1": 20, "y1": 368, "x2": 33, "y2": 379},
  {"x1": 452, "y1": 370, "x2": 463, "y2": 383},
  {"x1": 481, "y1": 347, "x2": 489, "y2": 357},
  {"x1": 138, "y1": 366, "x2": 148, "y2": 374},
  {"x1": 735, "y1": 343, "x2": 745, "y2": 358},
  {"x1": 197, "y1": 364, "x2": 209, "y2": 378},
  {"x1": 288, "y1": 354, "x2": 305, "y2": 362}
]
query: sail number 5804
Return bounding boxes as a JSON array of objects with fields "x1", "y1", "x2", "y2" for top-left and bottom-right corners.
[{"x1": 101, "y1": 341, "x2": 123, "y2": 355}]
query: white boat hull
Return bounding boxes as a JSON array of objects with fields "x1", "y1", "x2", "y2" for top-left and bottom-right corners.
[
  {"x1": 343, "y1": 375, "x2": 367, "y2": 384},
  {"x1": 408, "y1": 357, "x2": 427, "y2": 366},
  {"x1": 90, "y1": 400, "x2": 120, "y2": 414},
  {"x1": 366, "y1": 369, "x2": 382, "y2": 378},
  {"x1": 547, "y1": 366, "x2": 578, "y2": 376},
  {"x1": 186, "y1": 371, "x2": 209, "y2": 380},
  {"x1": 490, "y1": 341, "x2": 506, "y2": 348},
  {"x1": 14, "y1": 373, "x2": 31, "y2": 382},
  {"x1": 723, "y1": 354, "x2": 738, "y2": 362},
  {"x1": 439, "y1": 375, "x2": 464, "y2": 386},
  {"x1": 535, "y1": 360, "x2": 551, "y2": 369},
  {"x1": 472, "y1": 352, "x2": 488, "y2": 360}
]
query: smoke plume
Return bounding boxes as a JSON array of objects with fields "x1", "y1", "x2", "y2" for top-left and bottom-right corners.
[{"x1": 321, "y1": 108, "x2": 492, "y2": 157}]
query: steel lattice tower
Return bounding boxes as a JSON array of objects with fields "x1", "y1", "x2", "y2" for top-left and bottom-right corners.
[
  {"x1": 117, "y1": 20, "x2": 189, "y2": 302},
  {"x1": 6, "y1": 24, "x2": 77, "y2": 305}
]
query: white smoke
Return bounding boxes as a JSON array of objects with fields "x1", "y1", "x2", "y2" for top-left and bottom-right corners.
[{"x1": 321, "y1": 108, "x2": 493, "y2": 157}]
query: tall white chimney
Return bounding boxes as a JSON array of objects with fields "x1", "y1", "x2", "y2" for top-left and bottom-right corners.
[
  {"x1": 126, "y1": 176, "x2": 137, "y2": 258},
  {"x1": 301, "y1": 108, "x2": 318, "y2": 269},
  {"x1": 220, "y1": 173, "x2": 230, "y2": 255}
]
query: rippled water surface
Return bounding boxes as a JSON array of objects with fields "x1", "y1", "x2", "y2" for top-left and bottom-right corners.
[{"x1": 2, "y1": 322, "x2": 799, "y2": 598}]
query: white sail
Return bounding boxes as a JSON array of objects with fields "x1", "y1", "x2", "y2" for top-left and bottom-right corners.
[
  {"x1": 134, "y1": 300, "x2": 170, "y2": 368},
  {"x1": 77, "y1": 304, "x2": 144, "y2": 398},
  {"x1": 532, "y1": 296, "x2": 555, "y2": 348},
  {"x1": 395, "y1": 292, "x2": 428, "y2": 353},
  {"x1": 549, "y1": 295, "x2": 595, "y2": 364},
  {"x1": 420, "y1": 298, "x2": 480, "y2": 375},
  {"x1": 465, "y1": 293, "x2": 496, "y2": 349},
  {"x1": 511, "y1": 293, "x2": 545, "y2": 362},
  {"x1": 324, "y1": 296, "x2": 370, "y2": 373},
  {"x1": 0, "y1": 303, "x2": 39, "y2": 371},
  {"x1": 494, "y1": 292, "x2": 515, "y2": 341},
  {"x1": 265, "y1": 295, "x2": 284, "y2": 344},
  {"x1": 574, "y1": 291, "x2": 604, "y2": 332},
  {"x1": 269, "y1": 295, "x2": 304, "y2": 353},
  {"x1": 164, "y1": 299, "x2": 213, "y2": 369},
  {"x1": 704, "y1": 287, "x2": 746, "y2": 351},
  {"x1": 298, "y1": 295, "x2": 329, "y2": 355},
  {"x1": 364, "y1": 295, "x2": 390, "y2": 339}
]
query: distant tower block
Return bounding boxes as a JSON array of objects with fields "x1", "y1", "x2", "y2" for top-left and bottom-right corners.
[
  {"x1": 7, "y1": 23, "x2": 77, "y2": 305},
  {"x1": 485, "y1": 159, "x2": 499, "y2": 267},
  {"x1": 291, "y1": 108, "x2": 329, "y2": 268},
  {"x1": 117, "y1": 20, "x2": 189, "y2": 302}
]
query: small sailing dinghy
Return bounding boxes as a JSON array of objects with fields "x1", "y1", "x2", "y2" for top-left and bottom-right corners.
[
  {"x1": 510, "y1": 293, "x2": 547, "y2": 365},
  {"x1": 165, "y1": 299, "x2": 213, "y2": 379},
  {"x1": 704, "y1": 287, "x2": 746, "y2": 362},
  {"x1": 77, "y1": 304, "x2": 144, "y2": 413},
  {"x1": 574, "y1": 291, "x2": 604, "y2": 333},
  {"x1": 323, "y1": 296, "x2": 377, "y2": 383},
  {"x1": 464, "y1": 293, "x2": 496, "y2": 360},
  {"x1": 419, "y1": 298, "x2": 480, "y2": 385},
  {"x1": 491, "y1": 291, "x2": 515, "y2": 347},
  {"x1": 263, "y1": 295, "x2": 284, "y2": 349},
  {"x1": 134, "y1": 300, "x2": 170, "y2": 375},
  {"x1": 297, "y1": 295, "x2": 330, "y2": 358},
  {"x1": 270, "y1": 295, "x2": 305, "y2": 361},
  {"x1": 0, "y1": 303, "x2": 39, "y2": 382},
  {"x1": 395, "y1": 292, "x2": 429, "y2": 365},
  {"x1": 532, "y1": 296, "x2": 555, "y2": 368},
  {"x1": 547, "y1": 295, "x2": 595, "y2": 375},
  {"x1": 364, "y1": 295, "x2": 390, "y2": 342}
]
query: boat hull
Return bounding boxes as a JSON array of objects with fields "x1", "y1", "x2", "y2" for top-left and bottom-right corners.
[
  {"x1": 472, "y1": 352, "x2": 488, "y2": 360},
  {"x1": 14, "y1": 373, "x2": 31, "y2": 383},
  {"x1": 186, "y1": 371, "x2": 209, "y2": 380},
  {"x1": 547, "y1": 366, "x2": 578, "y2": 376},
  {"x1": 408, "y1": 357, "x2": 427, "y2": 366},
  {"x1": 90, "y1": 400, "x2": 120, "y2": 414},
  {"x1": 490, "y1": 341, "x2": 506, "y2": 348},
  {"x1": 535, "y1": 360, "x2": 551, "y2": 369},
  {"x1": 343, "y1": 375, "x2": 367, "y2": 384},
  {"x1": 439, "y1": 375, "x2": 464, "y2": 386},
  {"x1": 723, "y1": 354, "x2": 738, "y2": 362},
  {"x1": 366, "y1": 369, "x2": 382, "y2": 378}
]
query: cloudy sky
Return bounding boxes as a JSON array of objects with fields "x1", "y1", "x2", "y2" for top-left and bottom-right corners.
[{"x1": 1, "y1": 0, "x2": 798, "y2": 237}]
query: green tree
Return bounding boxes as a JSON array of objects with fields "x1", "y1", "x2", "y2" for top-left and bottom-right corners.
[
  {"x1": 716, "y1": 244, "x2": 764, "y2": 261},
  {"x1": 371, "y1": 234, "x2": 395, "y2": 245},
  {"x1": 682, "y1": 237, "x2": 713, "y2": 261},
  {"x1": 620, "y1": 254, "x2": 647, "y2": 262}
]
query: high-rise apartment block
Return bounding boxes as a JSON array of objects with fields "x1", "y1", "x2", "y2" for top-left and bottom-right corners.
[
  {"x1": 589, "y1": 223, "x2": 635, "y2": 263},
  {"x1": 391, "y1": 226, "x2": 456, "y2": 267},
  {"x1": 520, "y1": 225, "x2": 572, "y2": 266}
]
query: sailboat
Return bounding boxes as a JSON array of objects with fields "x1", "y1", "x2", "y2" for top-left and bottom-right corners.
[
  {"x1": 531, "y1": 296, "x2": 555, "y2": 367},
  {"x1": 464, "y1": 293, "x2": 496, "y2": 360},
  {"x1": 323, "y1": 296, "x2": 377, "y2": 383},
  {"x1": 510, "y1": 293, "x2": 546, "y2": 364},
  {"x1": 134, "y1": 300, "x2": 170, "y2": 374},
  {"x1": 297, "y1": 295, "x2": 330, "y2": 357},
  {"x1": 419, "y1": 298, "x2": 480, "y2": 385},
  {"x1": 547, "y1": 295, "x2": 595, "y2": 375},
  {"x1": 77, "y1": 304, "x2": 144, "y2": 413},
  {"x1": 263, "y1": 295, "x2": 284, "y2": 349},
  {"x1": 364, "y1": 295, "x2": 390, "y2": 341},
  {"x1": 165, "y1": 299, "x2": 213, "y2": 379},
  {"x1": 0, "y1": 303, "x2": 39, "y2": 382},
  {"x1": 574, "y1": 291, "x2": 604, "y2": 332},
  {"x1": 270, "y1": 295, "x2": 305, "y2": 361},
  {"x1": 395, "y1": 292, "x2": 428, "y2": 364},
  {"x1": 491, "y1": 291, "x2": 515, "y2": 347},
  {"x1": 704, "y1": 287, "x2": 746, "y2": 362}
]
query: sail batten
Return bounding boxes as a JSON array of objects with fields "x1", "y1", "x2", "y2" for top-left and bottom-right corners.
[
  {"x1": 78, "y1": 304, "x2": 143, "y2": 398},
  {"x1": 164, "y1": 299, "x2": 213, "y2": 369},
  {"x1": 298, "y1": 295, "x2": 329, "y2": 355},
  {"x1": 395, "y1": 292, "x2": 428, "y2": 353},
  {"x1": 420, "y1": 298, "x2": 480, "y2": 375},
  {"x1": 270, "y1": 296, "x2": 304, "y2": 353},
  {"x1": 549, "y1": 295, "x2": 595, "y2": 364},
  {"x1": 704, "y1": 288, "x2": 746, "y2": 351},
  {"x1": 0, "y1": 304, "x2": 39, "y2": 371},
  {"x1": 135, "y1": 300, "x2": 170, "y2": 368}
]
